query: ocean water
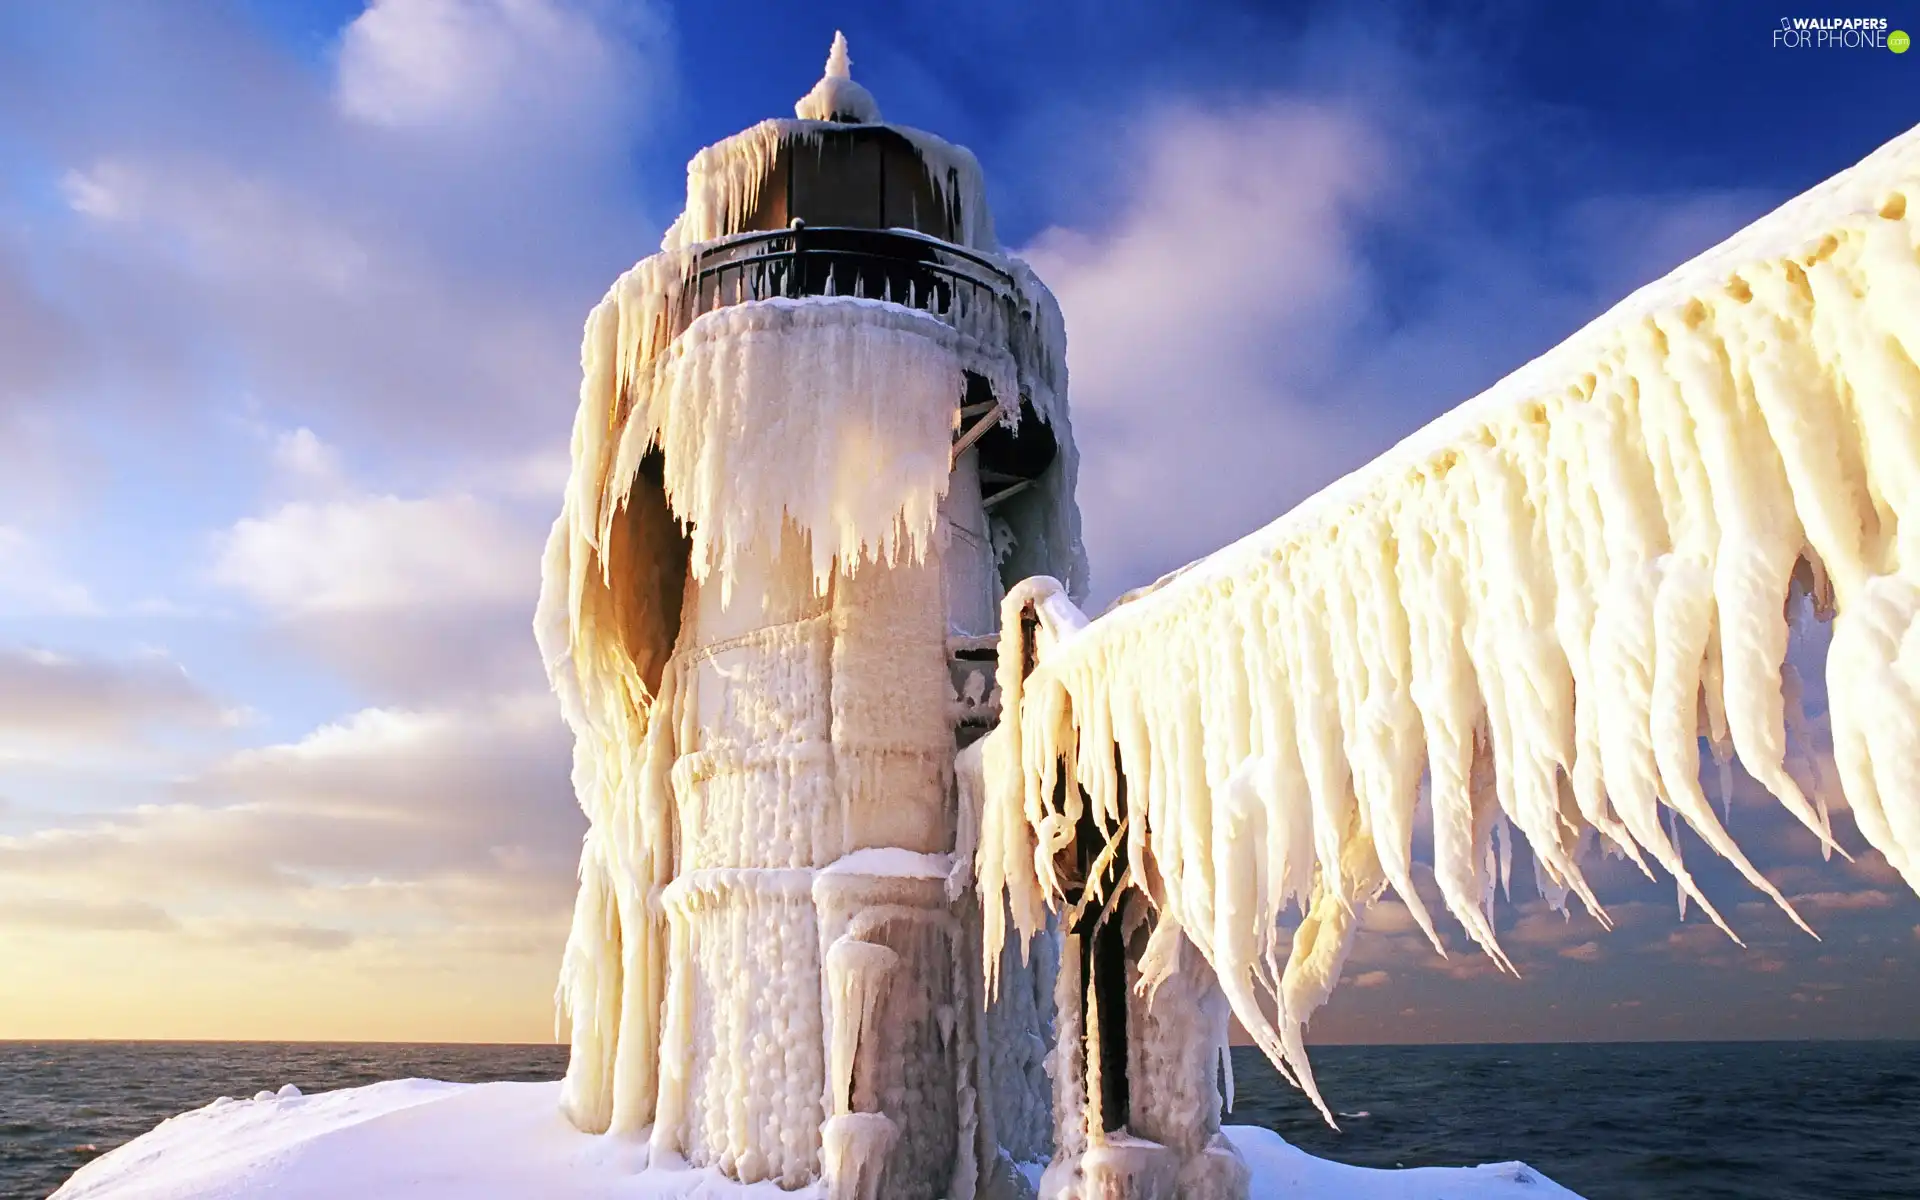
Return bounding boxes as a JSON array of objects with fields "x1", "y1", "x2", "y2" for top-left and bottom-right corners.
[
  {"x1": 1, "y1": 1040, "x2": 1915, "y2": 1199},
  {"x1": 1229, "y1": 1041, "x2": 1920, "y2": 1200}
]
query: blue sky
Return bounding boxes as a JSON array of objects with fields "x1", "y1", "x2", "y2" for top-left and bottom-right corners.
[{"x1": 0, "y1": 0, "x2": 1916, "y2": 1044}]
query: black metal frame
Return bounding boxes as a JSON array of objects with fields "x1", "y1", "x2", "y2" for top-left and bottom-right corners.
[
  {"x1": 1076, "y1": 781, "x2": 1132, "y2": 1134},
  {"x1": 1015, "y1": 605, "x2": 1133, "y2": 1135},
  {"x1": 674, "y1": 224, "x2": 1017, "y2": 344}
]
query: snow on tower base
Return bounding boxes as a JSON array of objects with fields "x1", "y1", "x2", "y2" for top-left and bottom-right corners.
[
  {"x1": 978, "y1": 120, "x2": 1920, "y2": 1130},
  {"x1": 49, "y1": 1080, "x2": 1587, "y2": 1200}
]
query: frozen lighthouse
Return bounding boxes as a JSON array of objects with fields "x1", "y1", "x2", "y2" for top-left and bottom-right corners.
[
  {"x1": 55, "y1": 28, "x2": 1920, "y2": 1200},
  {"x1": 535, "y1": 34, "x2": 1216, "y2": 1200},
  {"x1": 538, "y1": 29, "x2": 1920, "y2": 1200}
]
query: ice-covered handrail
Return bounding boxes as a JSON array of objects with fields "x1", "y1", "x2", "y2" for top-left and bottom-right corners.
[
  {"x1": 980, "y1": 122, "x2": 1920, "y2": 1126},
  {"x1": 673, "y1": 225, "x2": 1021, "y2": 358},
  {"x1": 973, "y1": 577, "x2": 1091, "y2": 1003}
]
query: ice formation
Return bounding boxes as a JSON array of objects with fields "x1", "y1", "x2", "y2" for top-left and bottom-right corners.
[
  {"x1": 609, "y1": 297, "x2": 967, "y2": 598},
  {"x1": 977, "y1": 123, "x2": 1920, "y2": 1126},
  {"x1": 534, "y1": 37, "x2": 1087, "y2": 1200},
  {"x1": 796, "y1": 32, "x2": 881, "y2": 126}
]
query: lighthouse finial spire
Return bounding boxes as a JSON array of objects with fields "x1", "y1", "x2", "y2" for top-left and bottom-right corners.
[{"x1": 796, "y1": 31, "x2": 880, "y2": 123}]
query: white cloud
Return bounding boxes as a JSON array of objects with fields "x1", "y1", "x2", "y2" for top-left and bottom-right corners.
[
  {"x1": 60, "y1": 167, "x2": 128, "y2": 221},
  {"x1": 271, "y1": 427, "x2": 350, "y2": 494},
  {"x1": 1023, "y1": 101, "x2": 1389, "y2": 600},
  {"x1": 1790, "y1": 889, "x2": 1896, "y2": 914},
  {"x1": 336, "y1": 0, "x2": 655, "y2": 141},
  {"x1": 0, "y1": 896, "x2": 179, "y2": 933},
  {"x1": 62, "y1": 158, "x2": 373, "y2": 292},
  {"x1": 8, "y1": 0, "x2": 669, "y2": 480},
  {"x1": 210, "y1": 920, "x2": 356, "y2": 951},
  {"x1": 207, "y1": 490, "x2": 551, "y2": 700},
  {"x1": 1361, "y1": 898, "x2": 1420, "y2": 935},
  {"x1": 0, "y1": 526, "x2": 98, "y2": 617},
  {"x1": 1506, "y1": 902, "x2": 1598, "y2": 948},
  {"x1": 1022, "y1": 99, "x2": 1770, "y2": 606},
  {"x1": 211, "y1": 493, "x2": 538, "y2": 616},
  {"x1": 194, "y1": 698, "x2": 573, "y2": 863},
  {"x1": 0, "y1": 645, "x2": 234, "y2": 755},
  {"x1": 53, "y1": 149, "x2": 584, "y2": 458},
  {"x1": 0, "y1": 694, "x2": 577, "y2": 904}
]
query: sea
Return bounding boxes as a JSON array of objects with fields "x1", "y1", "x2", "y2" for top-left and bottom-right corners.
[{"x1": 1, "y1": 1040, "x2": 1915, "y2": 1200}]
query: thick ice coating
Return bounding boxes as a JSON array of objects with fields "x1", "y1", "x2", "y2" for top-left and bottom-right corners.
[
  {"x1": 608, "y1": 297, "x2": 966, "y2": 600},
  {"x1": 532, "y1": 84, "x2": 1082, "y2": 1184},
  {"x1": 977, "y1": 122, "x2": 1920, "y2": 1125}
]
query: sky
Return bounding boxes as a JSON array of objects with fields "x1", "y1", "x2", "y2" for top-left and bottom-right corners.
[{"x1": 0, "y1": 0, "x2": 1917, "y2": 1046}]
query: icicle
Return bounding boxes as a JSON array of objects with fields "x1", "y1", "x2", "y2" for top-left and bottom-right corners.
[
  {"x1": 826, "y1": 936, "x2": 899, "y2": 1115},
  {"x1": 598, "y1": 298, "x2": 971, "y2": 597},
  {"x1": 1670, "y1": 805, "x2": 1688, "y2": 920},
  {"x1": 1494, "y1": 815, "x2": 1513, "y2": 904},
  {"x1": 1712, "y1": 740, "x2": 1735, "y2": 825},
  {"x1": 1533, "y1": 852, "x2": 1570, "y2": 914},
  {"x1": 1660, "y1": 305, "x2": 1846, "y2": 860}
]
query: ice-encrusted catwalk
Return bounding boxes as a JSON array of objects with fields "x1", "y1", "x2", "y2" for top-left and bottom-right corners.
[{"x1": 978, "y1": 122, "x2": 1920, "y2": 1125}]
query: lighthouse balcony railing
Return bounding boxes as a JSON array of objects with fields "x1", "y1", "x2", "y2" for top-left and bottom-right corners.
[{"x1": 673, "y1": 224, "x2": 1017, "y2": 344}]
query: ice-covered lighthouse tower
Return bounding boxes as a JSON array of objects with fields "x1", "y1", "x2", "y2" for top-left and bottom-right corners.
[{"x1": 536, "y1": 35, "x2": 1091, "y2": 1199}]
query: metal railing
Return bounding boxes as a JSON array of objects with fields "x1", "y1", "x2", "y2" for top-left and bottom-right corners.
[{"x1": 672, "y1": 223, "x2": 1017, "y2": 343}]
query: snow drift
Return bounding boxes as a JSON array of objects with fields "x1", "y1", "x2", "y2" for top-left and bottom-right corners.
[{"x1": 50, "y1": 1080, "x2": 1584, "y2": 1200}]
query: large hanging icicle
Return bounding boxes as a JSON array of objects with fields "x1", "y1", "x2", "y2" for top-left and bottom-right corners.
[
  {"x1": 606, "y1": 297, "x2": 966, "y2": 600},
  {"x1": 979, "y1": 123, "x2": 1920, "y2": 1125}
]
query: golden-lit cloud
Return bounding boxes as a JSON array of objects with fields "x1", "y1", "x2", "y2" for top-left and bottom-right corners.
[{"x1": 0, "y1": 693, "x2": 578, "y2": 1040}]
